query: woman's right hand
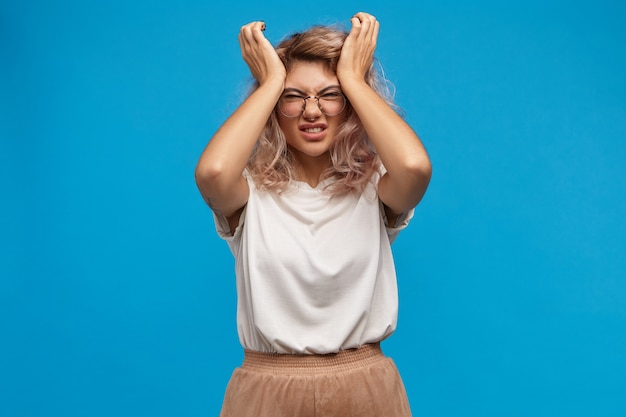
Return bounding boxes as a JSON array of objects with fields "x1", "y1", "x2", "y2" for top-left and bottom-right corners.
[{"x1": 238, "y1": 21, "x2": 286, "y2": 86}]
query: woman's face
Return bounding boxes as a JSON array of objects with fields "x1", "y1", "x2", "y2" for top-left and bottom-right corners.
[{"x1": 277, "y1": 61, "x2": 347, "y2": 167}]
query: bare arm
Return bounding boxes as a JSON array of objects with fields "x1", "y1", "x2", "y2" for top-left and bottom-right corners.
[
  {"x1": 337, "y1": 12, "x2": 432, "y2": 217},
  {"x1": 195, "y1": 21, "x2": 286, "y2": 222}
]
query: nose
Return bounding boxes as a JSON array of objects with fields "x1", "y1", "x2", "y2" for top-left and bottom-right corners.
[{"x1": 302, "y1": 96, "x2": 322, "y2": 119}]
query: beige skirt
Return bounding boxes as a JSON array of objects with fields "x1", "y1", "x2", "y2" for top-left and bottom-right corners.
[{"x1": 219, "y1": 343, "x2": 412, "y2": 417}]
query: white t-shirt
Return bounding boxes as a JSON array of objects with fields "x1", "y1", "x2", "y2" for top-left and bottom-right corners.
[{"x1": 213, "y1": 172, "x2": 413, "y2": 354}]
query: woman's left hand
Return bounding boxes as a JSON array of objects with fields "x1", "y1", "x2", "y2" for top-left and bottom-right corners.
[{"x1": 337, "y1": 12, "x2": 380, "y2": 84}]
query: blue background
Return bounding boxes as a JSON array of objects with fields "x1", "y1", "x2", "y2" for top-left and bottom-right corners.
[{"x1": 2, "y1": 0, "x2": 625, "y2": 416}]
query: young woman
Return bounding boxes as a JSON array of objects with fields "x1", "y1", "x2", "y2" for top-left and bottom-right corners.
[{"x1": 195, "y1": 12, "x2": 431, "y2": 417}]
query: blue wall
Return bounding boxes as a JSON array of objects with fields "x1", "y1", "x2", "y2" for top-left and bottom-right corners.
[{"x1": 2, "y1": 1, "x2": 625, "y2": 416}]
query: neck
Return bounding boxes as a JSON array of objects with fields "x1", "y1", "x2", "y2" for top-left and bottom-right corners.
[{"x1": 292, "y1": 152, "x2": 332, "y2": 188}]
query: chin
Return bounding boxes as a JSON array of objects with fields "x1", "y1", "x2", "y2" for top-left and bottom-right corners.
[{"x1": 288, "y1": 143, "x2": 332, "y2": 159}]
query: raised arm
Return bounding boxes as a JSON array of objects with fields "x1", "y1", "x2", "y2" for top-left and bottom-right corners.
[
  {"x1": 337, "y1": 12, "x2": 432, "y2": 218},
  {"x1": 195, "y1": 21, "x2": 286, "y2": 224}
]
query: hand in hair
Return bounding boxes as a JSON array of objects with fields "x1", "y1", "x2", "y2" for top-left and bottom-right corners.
[
  {"x1": 238, "y1": 21, "x2": 286, "y2": 86},
  {"x1": 336, "y1": 12, "x2": 379, "y2": 84}
]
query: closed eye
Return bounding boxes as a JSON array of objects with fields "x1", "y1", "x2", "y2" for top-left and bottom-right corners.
[
  {"x1": 282, "y1": 94, "x2": 305, "y2": 100},
  {"x1": 321, "y1": 91, "x2": 342, "y2": 100}
]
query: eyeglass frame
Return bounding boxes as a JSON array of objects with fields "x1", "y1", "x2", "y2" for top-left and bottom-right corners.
[{"x1": 277, "y1": 87, "x2": 347, "y2": 118}]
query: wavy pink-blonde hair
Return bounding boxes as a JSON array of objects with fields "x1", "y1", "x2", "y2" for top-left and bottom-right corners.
[{"x1": 247, "y1": 25, "x2": 398, "y2": 194}]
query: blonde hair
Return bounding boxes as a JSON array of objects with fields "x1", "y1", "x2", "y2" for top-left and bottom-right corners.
[{"x1": 247, "y1": 25, "x2": 398, "y2": 194}]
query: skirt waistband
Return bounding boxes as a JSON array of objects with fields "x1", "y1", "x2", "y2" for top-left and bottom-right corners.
[{"x1": 241, "y1": 343, "x2": 384, "y2": 375}]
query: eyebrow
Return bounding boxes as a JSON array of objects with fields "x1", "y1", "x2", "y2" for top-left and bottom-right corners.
[{"x1": 282, "y1": 85, "x2": 342, "y2": 95}]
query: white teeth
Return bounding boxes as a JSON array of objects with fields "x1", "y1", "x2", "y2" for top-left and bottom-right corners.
[{"x1": 304, "y1": 127, "x2": 323, "y2": 133}]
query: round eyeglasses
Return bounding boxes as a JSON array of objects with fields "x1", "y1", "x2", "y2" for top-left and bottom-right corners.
[{"x1": 278, "y1": 89, "x2": 347, "y2": 118}]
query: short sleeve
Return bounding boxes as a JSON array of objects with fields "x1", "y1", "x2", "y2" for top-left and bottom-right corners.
[
  {"x1": 380, "y1": 201, "x2": 414, "y2": 244},
  {"x1": 374, "y1": 164, "x2": 414, "y2": 244},
  {"x1": 211, "y1": 171, "x2": 251, "y2": 244},
  {"x1": 212, "y1": 205, "x2": 247, "y2": 243}
]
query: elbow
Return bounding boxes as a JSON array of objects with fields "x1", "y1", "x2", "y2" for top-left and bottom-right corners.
[
  {"x1": 404, "y1": 155, "x2": 432, "y2": 185},
  {"x1": 195, "y1": 159, "x2": 227, "y2": 189}
]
